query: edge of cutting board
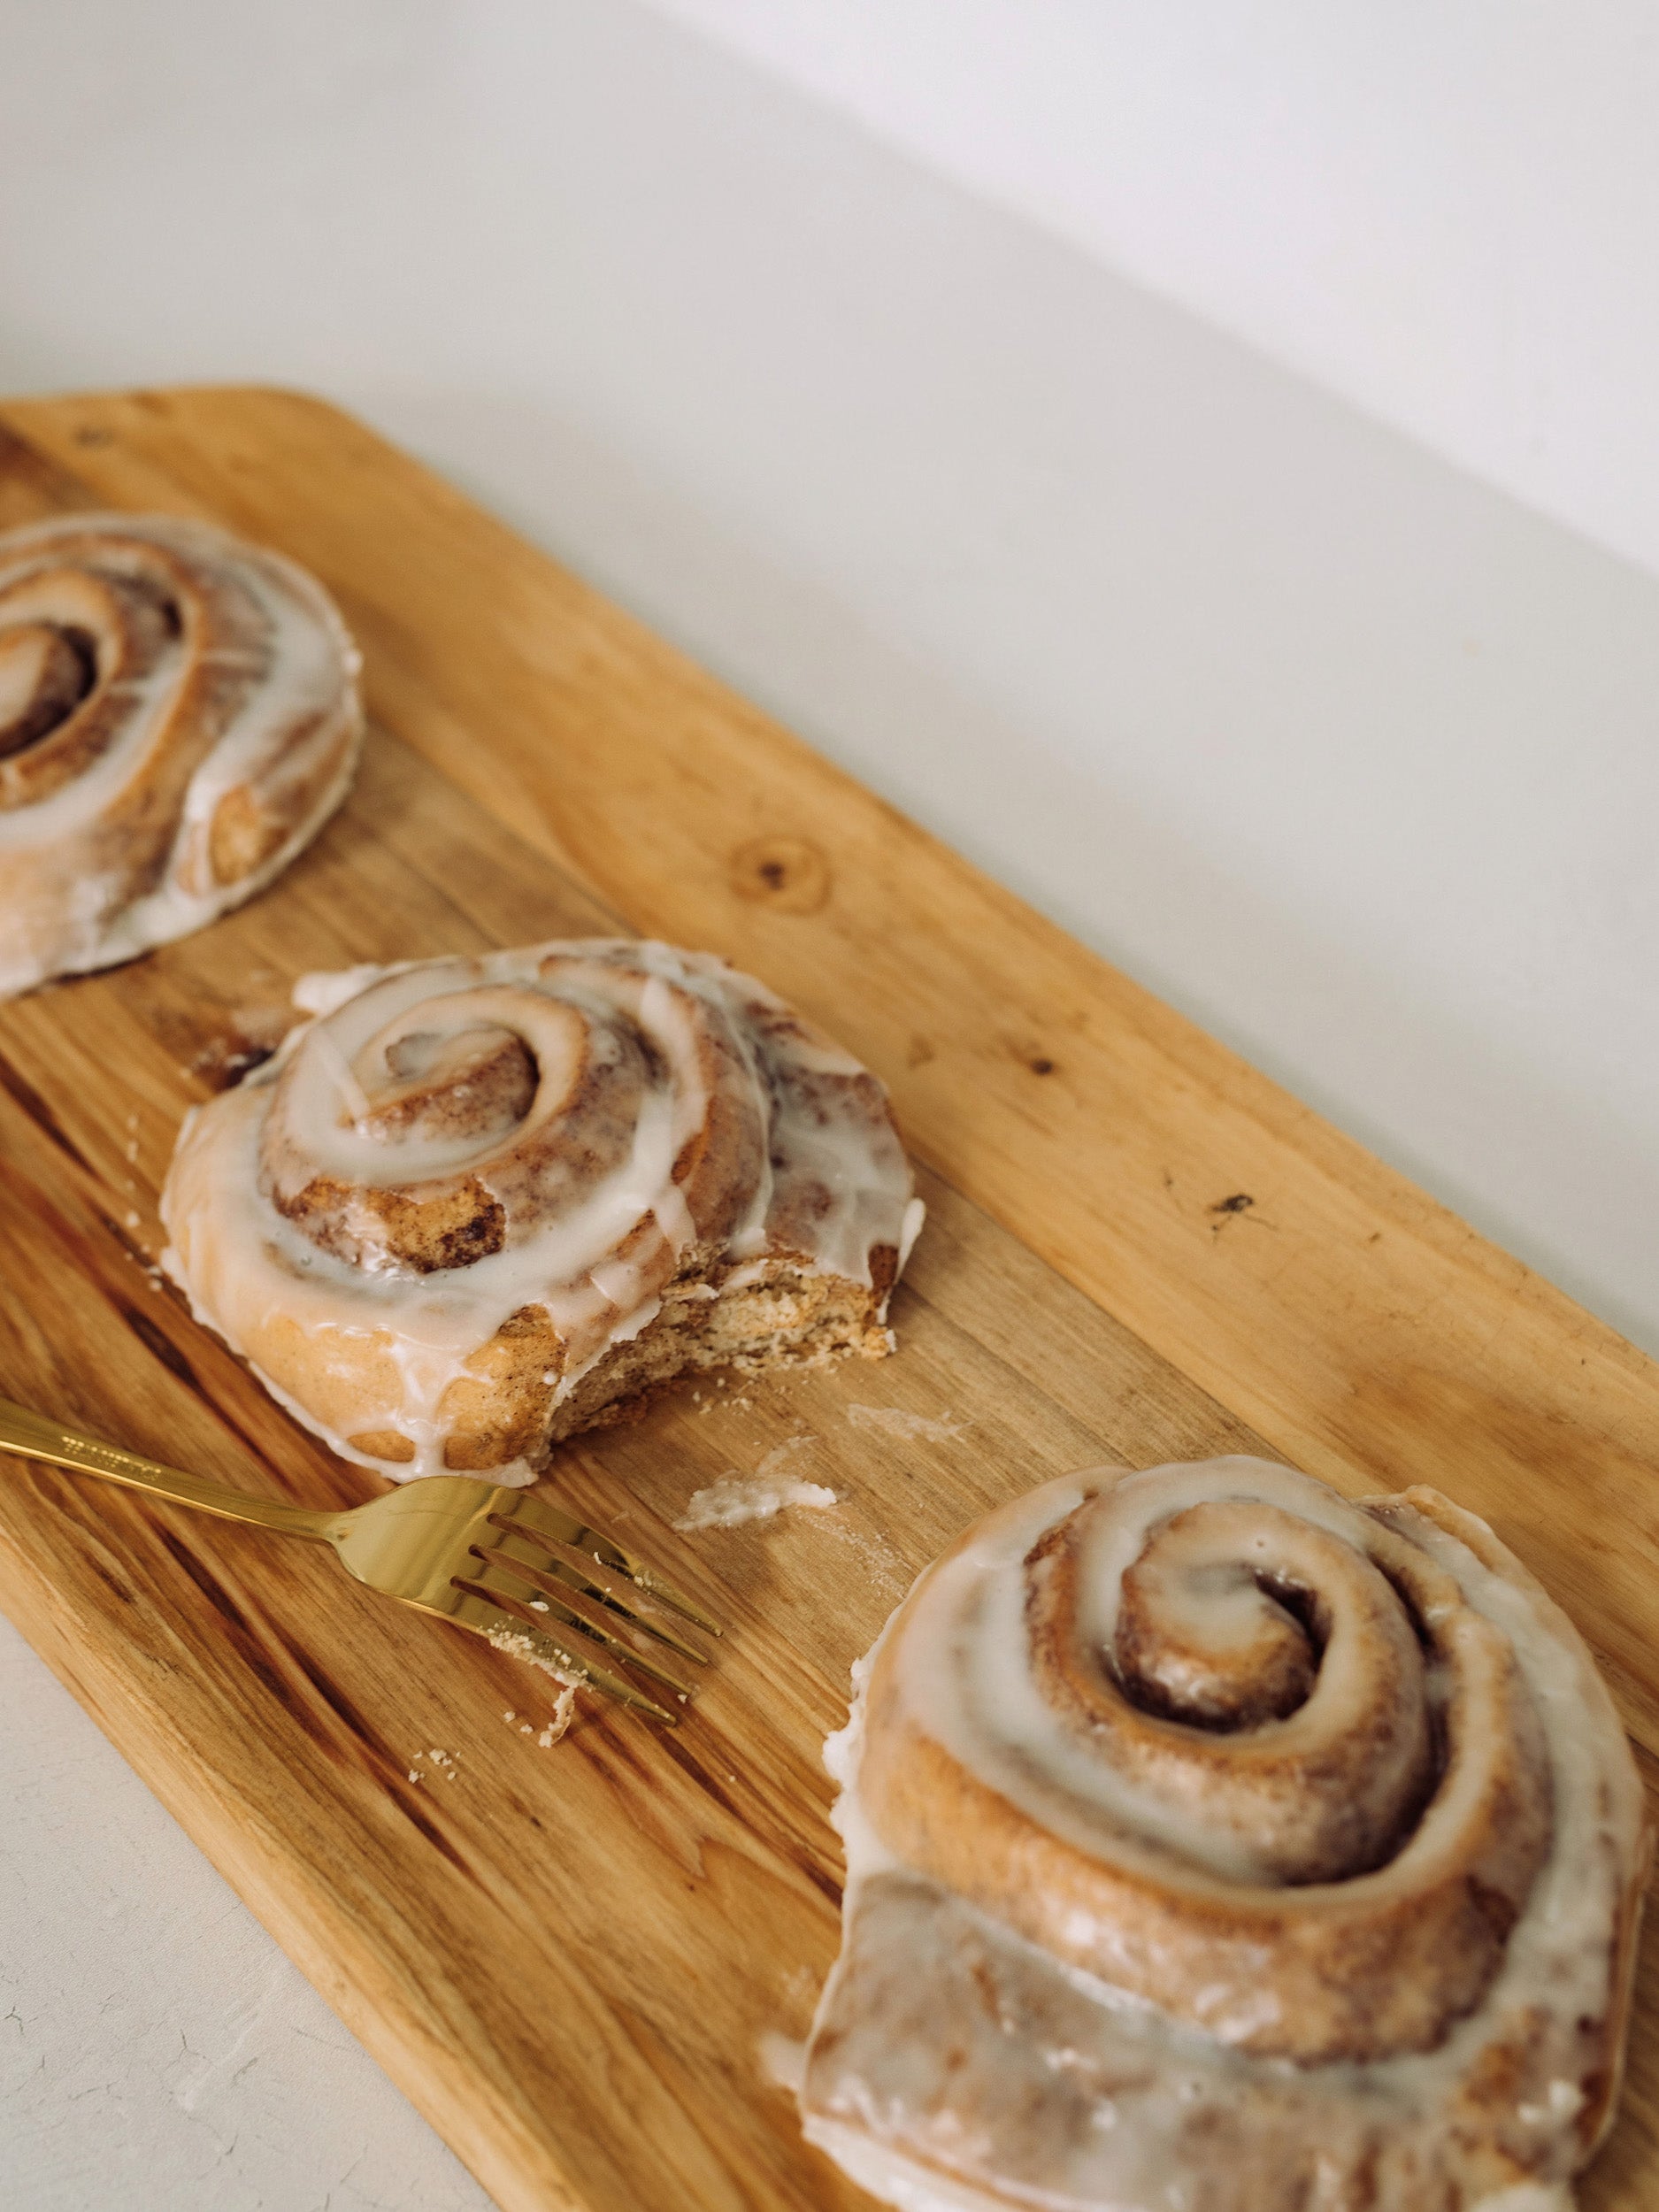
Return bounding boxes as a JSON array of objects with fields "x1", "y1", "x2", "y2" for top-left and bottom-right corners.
[{"x1": 1, "y1": 385, "x2": 1656, "y2": 2209}]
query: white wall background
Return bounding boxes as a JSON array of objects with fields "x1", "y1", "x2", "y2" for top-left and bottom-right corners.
[
  {"x1": 650, "y1": 0, "x2": 1659, "y2": 583},
  {"x1": 4, "y1": 0, "x2": 1655, "y2": 1359},
  {"x1": 1, "y1": 4, "x2": 1656, "y2": 2206}
]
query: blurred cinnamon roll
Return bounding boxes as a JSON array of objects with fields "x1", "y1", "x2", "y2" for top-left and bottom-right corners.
[
  {"x1": 0, "y1": 511, "x2": 362, "y2": 995},
  {"x1": 161, "y1": 940, "x2": 922, "y2": 1481},
  {"x1": 803, "y1": 1458, "x2": 1648, "y2": 2212}
]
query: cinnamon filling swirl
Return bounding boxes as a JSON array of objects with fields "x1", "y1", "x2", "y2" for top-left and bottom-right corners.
[
  {"x1": 0, "y1": 618, "x2": 96, "y2": 762},
  {"x1": 0, "y1": 512, "x2": 362, "y2": 995},
  {"x1": 161, "y1": 940, "x2": 921, "y2": 1481},
  {"x1": 804, "y1": 1458, "x2": 1648, "y2": 2212}
]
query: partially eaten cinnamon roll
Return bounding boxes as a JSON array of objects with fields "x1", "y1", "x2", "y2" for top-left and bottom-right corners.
[
  {"x1": 803, "y1": 1458, "x2": 1648, "y2": 2212},
  {"x1": 0, "y1": 512, "x2": 363, "y2": 995},
  {"x1": 161, "y1": 940, "x2": 923, "y2": 1480}
]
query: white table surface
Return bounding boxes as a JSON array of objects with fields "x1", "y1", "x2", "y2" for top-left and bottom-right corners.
[{"x1": 3, "y1": 4, "x2": 1655, "y2": 2207}]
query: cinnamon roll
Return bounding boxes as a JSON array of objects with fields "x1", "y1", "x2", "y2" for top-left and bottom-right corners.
[
  {"x1": 0, "y1": 512, "x2": 362, "y2": 995},
  {"x1": 161, "y1": 941, "x2": 922, "y2": 1481},
  {"x1": 803, "y1": 1458, "x2": 1648, "y2": 2212}
]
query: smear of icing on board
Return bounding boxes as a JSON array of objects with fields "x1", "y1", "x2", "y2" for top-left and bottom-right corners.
[
  {"x1": 674, "y1": 1477, "x2": 838, "y2": 1532},
  {"x1": 845, "y1": 1404, "x2": 967, "y2": 1443},
  {"x1": 675, "y1": 1437, "x2": 837, "y2": 1530}
]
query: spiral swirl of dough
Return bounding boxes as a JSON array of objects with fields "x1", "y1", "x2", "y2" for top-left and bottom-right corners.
[
  {"x1": 0, "y1": 511, "x2": 362, "y2": 995},
  {"x1": 804, "y1": 1459, "x2": 1649, "y2": 2211},
  {"x1": 162, "y1": 940, "x2": 918, "y2": 1479}
]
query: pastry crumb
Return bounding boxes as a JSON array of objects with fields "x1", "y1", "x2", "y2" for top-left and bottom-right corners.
[
  {"x1": 538, "y1": 1686, "x2": 578, "y2": 1747},
  {"x1": 675, "y1": 1438, "x2": 835, "y2": 1531}
]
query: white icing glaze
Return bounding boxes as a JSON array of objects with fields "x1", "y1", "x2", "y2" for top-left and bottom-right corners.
[
  {"x1": 803, "y1": 1458, "x2": 1648, "y2": 2212},
  {"x1": 161, "y1": 940, "x2": 918, "y2": 1479},
  {"x1": 805, "y1": 2046, "x2": 1580, "y2": 2212},
  {"x1": 291, "y1": 962, "x2": 386, "y2": 1018},
  {"x1": 759, "y1": 2032, "x2": 809, "y2": 2097},
  {"x1": 897, "y1": 1194, "x2": 926, "y2": 1276},
  {"x1": 0, "y1": 512, "x2": 363, "y2": 996},
  {"x1": 801, "y1": 2124, "x2": 1010, "y2": 2212}
]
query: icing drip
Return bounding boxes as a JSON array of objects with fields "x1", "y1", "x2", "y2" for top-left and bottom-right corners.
[
  {"x1": 161, "y1": 940, "x2": 918, "y2": 1479},
  {"x1": 803, "y1": 1458, "x2": 1649, "y2": 2212},
  {"x1": 0, "y1": 511, "x2": 363, "y2": 996}
]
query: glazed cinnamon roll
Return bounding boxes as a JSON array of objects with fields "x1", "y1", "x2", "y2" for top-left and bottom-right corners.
[
  {"x1": 0, "y1": 512, "x2": 362, "y2": 995},
  {"x1": 803, "y1": 1458, "x2": 1648, "y2": 2212},
  {"x1": 161, "y1": 940, "x2": 922, "y2": 1481}
]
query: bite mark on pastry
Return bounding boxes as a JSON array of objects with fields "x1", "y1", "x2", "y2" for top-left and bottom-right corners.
[{"x1": 160, "y1": 938, "x2": 923, "y2": 1481}]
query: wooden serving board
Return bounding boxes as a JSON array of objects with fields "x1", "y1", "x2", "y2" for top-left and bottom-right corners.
[{"x1": 1, "y1": 386, "x2": 1656, "y2": 2212}]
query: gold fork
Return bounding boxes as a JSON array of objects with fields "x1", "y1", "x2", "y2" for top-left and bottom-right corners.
[{"x1": 0, "y1": 1396, "x2": 717, "y2": 1724}]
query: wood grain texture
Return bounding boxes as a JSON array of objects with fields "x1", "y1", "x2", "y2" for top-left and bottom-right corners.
[{"x1": 0, "y1": 385, "x2": 1654, "y2": 2210}]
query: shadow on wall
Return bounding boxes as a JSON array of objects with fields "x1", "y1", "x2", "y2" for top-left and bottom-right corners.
[{"x1": 350, "y1": 386, "x2": 1659, "y2": 1360}]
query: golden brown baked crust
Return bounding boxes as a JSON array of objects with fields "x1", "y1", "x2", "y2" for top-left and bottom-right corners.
[
  {"x1": 0, "y1": 511, "x2": 362, "y2": 995},
  {"x1": 803, "y1": 1458, "x2": 1650, "y2": 2211},
  {"x1": 161, "y1": 940, "x2": 921, "y2": 1480}
]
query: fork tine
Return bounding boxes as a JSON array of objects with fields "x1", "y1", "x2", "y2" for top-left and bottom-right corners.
[
  {"x1": 463, "y1": 1555, "x2": 696, "y2": 1701},
  {"x1": 489, "y1": 1489, "x2": 722, "y2": 1637},
  {"x1": 481, "y1": 1522, "x2": 710, "y2": 1666},
  {"x1": 445, "y1": 1587, "x2": 679, "y2": 1724}
]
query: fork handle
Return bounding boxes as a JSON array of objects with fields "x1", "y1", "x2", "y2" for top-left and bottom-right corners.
[{"x1": 0, "y1": 1397, "x2": 336, "y2": 1540}]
